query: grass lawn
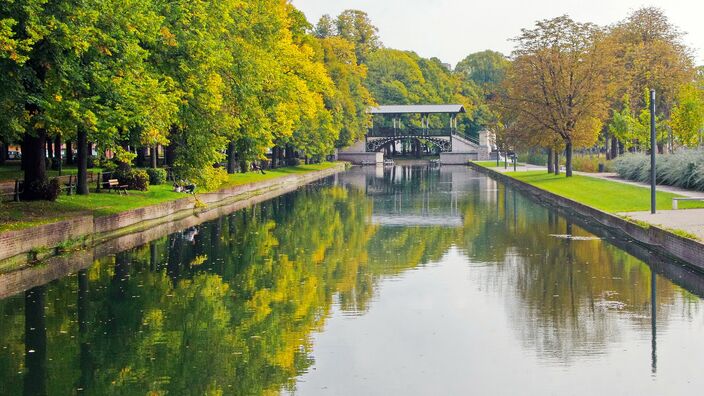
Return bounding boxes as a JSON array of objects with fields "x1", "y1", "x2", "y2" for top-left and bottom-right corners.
[
  {"x1": 503, "y1": 171, "x2": 704, "y2": 213},
  {"x1": 0, "y1": 162, "x2": 341, "y2": 232},
  {"x1": 472, "y1": 160, "x2": 524, "y2": 168}
]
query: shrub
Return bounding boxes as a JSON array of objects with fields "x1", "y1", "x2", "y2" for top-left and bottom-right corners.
[
  {"x1": 614, "y1": 149, "x2": 704, "y2": 191},
  {"x1": 114, "y1": 166, "x2": 149, "y2": 191},
  {"x1": 126, "y1": 169, "x2": 149, "y2": 191},
  {"x1": 570, "y1": 154, "x2": 612, "y2": 173},
  {"x1": 146, "y1": 168, "x2": 167, "y2": 185},
  {"x1": 517, "y1": 149, "x2": 547, "y2": 166},
  {"x1": 23, "y1": 178, "x2": 61, "y2": 201}
]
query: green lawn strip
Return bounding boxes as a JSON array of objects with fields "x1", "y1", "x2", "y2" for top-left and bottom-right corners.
[
  {"x1": 0, "y1": 162, "x2": 340, "y2": 233},
  {"x1": 214, "y1": 162, "x2": 339, "y2": 190},
  {"x1": 472, "y1": 160, "x2": 524, "y2": 168},
  {"x1": 502, "y1": 171, "x2": 704, "y2": 213}
]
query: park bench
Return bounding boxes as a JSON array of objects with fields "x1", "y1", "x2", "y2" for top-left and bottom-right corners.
[
  {"x1": 360, "y1": 160, "x2": 375, "y2": 166},
  {"x1": 103, "y1": 179, "x2": 128, "y2": 195},
  {"x1": 63, "y1": 175, "x2": 76, "y2": 196},
  {"x1": 672, "y1": 197, "x2": 704, "y2": 209},
  {"x1": 0, "y1": 179, "x2": 23, "y2": 202}
]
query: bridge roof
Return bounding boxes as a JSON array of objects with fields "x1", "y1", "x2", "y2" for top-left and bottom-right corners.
[{"x1": 368, "y1": 104, "x2": 466, "y2": 115}]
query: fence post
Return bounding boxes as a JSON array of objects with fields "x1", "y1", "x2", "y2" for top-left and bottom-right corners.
[{"x1": 14, "y1": 179, "x2": 20, "y2": 202}]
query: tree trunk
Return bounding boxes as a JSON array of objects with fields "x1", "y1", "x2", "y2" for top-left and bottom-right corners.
[
  {"x1": 547, "y1": 147, "x2": 554, "y2": 173},
  {"x1": 226, "y1": 141, "x2": 236, "y2": 174},
  {"x1": 77, "y1": 127, "x2": 89, "y2": 195},
  {"x1": 46, "y1": 139, "x2": 53, "y2": 162},
  {"x1": 136, "y1": 146, "x2": 146, "y2": 167},
  {"x1": 53, "y1": 135, "x2": 62, "y2": 172},
  {"x1": 271, "y1": 146, "x2": 279, "y2": 168},
  {"x1": 164, "y1": 143, "x2": 176, "y2": 167},
  {"x1": 0, "y1": 141, "x2": 5, "y2": 165},
  {"x1": 554, "y1": 151, "x2": 560, "y2": 176},
  {"x1": 20, "y1": 140, "x2": 26, "y2": 170},
  {"x1": 66, "y1": 140, "x2": 74, "y2": 165},
  {"x1": 565, "y1": 141, "x2": 573, "y2": 177},
  {"x1": 22, "y1": 131, "x2": 48, "y2": 200},
  {"x1": 610, "y1": 136, "x2": 618, "y2": 159},
  {"x1": 150, "y1": 146, "x2": 158, "y2": 169}
]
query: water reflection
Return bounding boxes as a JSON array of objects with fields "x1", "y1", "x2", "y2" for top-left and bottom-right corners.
[{"x1": 0, "y1": 165, "x2": 703, "y2": 395}]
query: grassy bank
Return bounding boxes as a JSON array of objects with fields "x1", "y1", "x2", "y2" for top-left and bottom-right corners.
[
  {"x1": 0, "y1": 162, "x2": 340, "y2": 232},
  {"x1": 480, "y1": 167, "x2": 704, "y2": 213}
]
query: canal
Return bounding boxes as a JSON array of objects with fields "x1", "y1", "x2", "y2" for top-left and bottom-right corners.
[{"x1": 2, "y1": 165, "x2": 704, "y2": 395}]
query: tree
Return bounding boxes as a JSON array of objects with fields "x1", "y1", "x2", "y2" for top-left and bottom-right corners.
[
  {"x1": 671, "y1": 83, "x2": 704, "y2": 147},
  {"x1": 455, "y1": 51, "x2": 509, "y2": 136},
  {"x1": 334, "y1": 10, "x2": 381, "y2": 64},
  {"x1": 314, "y1": 14, "x2": 335, "y2": 38},
  {"x1": 455, "y1": 50, "x2": 509, "y2": 93},
  {"x1": 501, "y1": 16, "x2": 612, "y2": 176},
  {"x1": 606, "y1": 7, "x2": 695, "y2": 153},
  {"x1": 318, "y1": 37, "x2": 374, "y2": 148}
]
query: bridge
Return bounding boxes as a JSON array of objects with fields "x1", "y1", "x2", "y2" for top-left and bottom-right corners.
[{"x1": 338, "y1": 104, "x2": 493, "y2": 164}]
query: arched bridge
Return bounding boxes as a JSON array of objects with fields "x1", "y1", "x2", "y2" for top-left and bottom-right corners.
[{"x1": 338, "y1": 104, "x2": 493, "y2": 164}]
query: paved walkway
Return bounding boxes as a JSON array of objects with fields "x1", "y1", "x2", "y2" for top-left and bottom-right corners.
[{"x1": 485, "y1": 163, "x2": 704, "y2": 240}]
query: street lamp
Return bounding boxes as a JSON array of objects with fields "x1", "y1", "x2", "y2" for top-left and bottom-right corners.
[{"x1": 650, "y1": 89, "x2": 656, "y2": 214}]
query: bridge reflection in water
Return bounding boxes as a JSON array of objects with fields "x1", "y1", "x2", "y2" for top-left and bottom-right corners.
[{"x1": 339, "y1": 164, "x2": 495, "y2": 228}]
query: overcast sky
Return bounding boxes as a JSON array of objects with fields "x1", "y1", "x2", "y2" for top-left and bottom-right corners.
[{"x1": 291, "y1": 0, "x2": 704, "y2": 67}]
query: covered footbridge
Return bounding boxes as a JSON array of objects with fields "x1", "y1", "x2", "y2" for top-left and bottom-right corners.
[{"x1": 338, "y1": 104, "x2": 492, "y2": 164}]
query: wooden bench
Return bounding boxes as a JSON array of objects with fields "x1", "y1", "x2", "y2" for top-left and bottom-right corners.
[
  {"x1": 63, "y1": 175, "x2": 76, "y2": 196},
  {"x1": 103, "y1": 179, "x2": 128, "y2": 195},
  {"x1": 672, "y1": 197, "x2": 704, "y2": 209}
]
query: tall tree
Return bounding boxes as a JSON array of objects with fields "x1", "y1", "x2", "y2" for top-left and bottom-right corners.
[
  {"x1": 501, "y1": 16, "x2": 612, "y2": 176},
  {"x1": 334, "y1": 10, "x2": 381, "y2": 64}
]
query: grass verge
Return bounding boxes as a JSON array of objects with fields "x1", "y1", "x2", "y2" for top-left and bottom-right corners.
[
  {"x1": 0, "y1": 162, "x2": 340, "y2": 232},
  {"x1": 493, "y1": 170, "x2": 704, "y2": 213}
]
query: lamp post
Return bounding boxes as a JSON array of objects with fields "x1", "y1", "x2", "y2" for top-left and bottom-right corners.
[{"x1": 650, "y1": 89, "x2": 656, "y2": 214}]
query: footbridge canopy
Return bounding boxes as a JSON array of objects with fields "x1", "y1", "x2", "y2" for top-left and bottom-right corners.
[{"x1": 367, "y1": 104, "x2": 466, "y2": 115}]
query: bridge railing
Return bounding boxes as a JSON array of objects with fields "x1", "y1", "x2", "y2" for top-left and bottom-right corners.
[
  {"x1": 367, "y1": 127, "x2": 452, "y2": 137},
  {"x1": 452, "y1": 130, "x2": 480, "y2": 145}
]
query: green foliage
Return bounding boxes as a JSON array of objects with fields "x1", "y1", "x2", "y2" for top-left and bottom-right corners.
[
  {"x1": 146, "y1": 168, "x2": 167, "y2": 185},
  {"x1": 24, "y1": 178, "x2": 61, "y2": 201},
  {"x1": 671, "y1": 83, "x2": 704, "y2": 146},
  {"x1": 126, "y1": 169, "x2": 150, "y2": 191},
  {"x1": 570, "y1": 155, "x2": 613, "y2": 173},
  {"x1": 614, "y1": 150, "x2": 704, "y2": 191}
]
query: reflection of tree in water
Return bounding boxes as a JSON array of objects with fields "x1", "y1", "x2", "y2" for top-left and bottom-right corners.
[
  {"x1": 3, "y1": 168, "x2": 703, "y2": 393},
  {"x1": 0, "y1": 180, "x2": 463, "y2": 395},
  {"x1": 460, "y1": 184, "x2": 699, "y2": 364}
]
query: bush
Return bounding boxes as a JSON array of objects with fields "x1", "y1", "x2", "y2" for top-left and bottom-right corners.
[
  {"x1": 570, "y1": 154, "x2": 612, "y2": 173},
  {"x1": 146, "y1": 168, "x2": 167, "y2": 185},
  {"x1": 126, "y1": 169, "x2": 149, "y2": 191},
  {"x1": 517, "y1": 149, "x2": 548, "y2": 166},
  {"x1": 614, "y1": 149, "x2": 704, "y2": 191},
  {"x1": 114, "y1": 166, "x2": 149, "y2": 191},
  {"x1": 23, "y1": 178, "x2": 61, "y2": 201}
]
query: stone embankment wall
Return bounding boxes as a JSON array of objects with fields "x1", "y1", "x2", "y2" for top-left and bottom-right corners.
[{"x1": 0, "y1": 163, "x2": 346, "y2": 264}]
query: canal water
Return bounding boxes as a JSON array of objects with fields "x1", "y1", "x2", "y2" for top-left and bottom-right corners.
[{"x1": 2, "y1": 165, "x2": 704, "y2": 395}]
